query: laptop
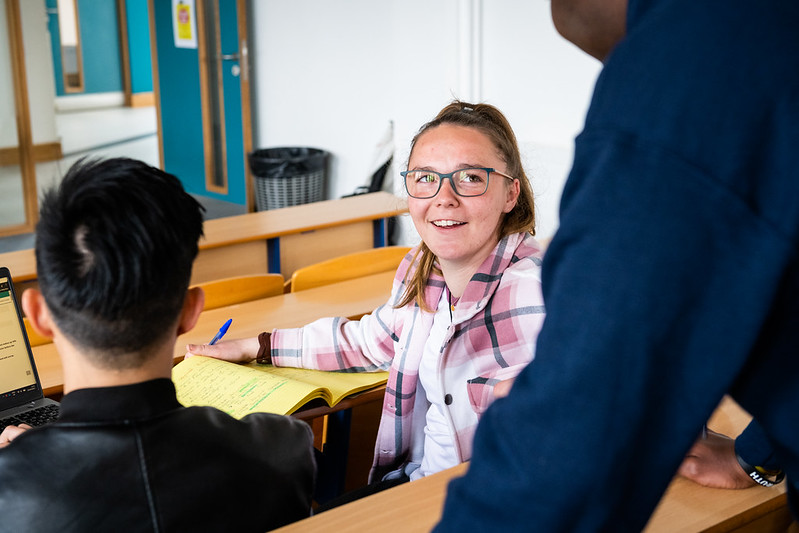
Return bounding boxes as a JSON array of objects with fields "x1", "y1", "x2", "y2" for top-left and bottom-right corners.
[{"x1": 0, "y1": 267, "x2": 59, "y2": 433}]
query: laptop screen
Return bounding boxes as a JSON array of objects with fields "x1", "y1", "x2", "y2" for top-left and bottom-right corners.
[{"x1": 0, "y1": 272, "x2": 42, "y2": 408}]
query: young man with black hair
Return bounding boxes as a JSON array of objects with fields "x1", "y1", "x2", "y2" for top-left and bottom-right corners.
[{"x1": 0, "y1": 157, "x2": 315, "y2": 531}]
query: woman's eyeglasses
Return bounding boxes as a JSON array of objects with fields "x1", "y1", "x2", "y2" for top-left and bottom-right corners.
[{"x1": 401, "y1": 167, "x2": 516, "y2": 199}]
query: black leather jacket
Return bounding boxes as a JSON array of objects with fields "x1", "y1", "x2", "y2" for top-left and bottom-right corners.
[{"x1": 0, "y1": 379, "x2": 315, "y2": 532}]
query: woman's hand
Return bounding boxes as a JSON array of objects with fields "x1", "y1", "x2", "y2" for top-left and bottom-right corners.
[
  {"x1": 0, "y1": 423, "x2": 31, "y2": 448},
  {"x1": 185, "y1": 336, "x2": 261, "y2": 364},
  {"x1": 678, "y1": 428, "x2": 756, "y2": 489}
]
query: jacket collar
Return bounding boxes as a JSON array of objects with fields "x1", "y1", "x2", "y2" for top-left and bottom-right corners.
[{"x1": 57, "y1": 378, "x2": 182, "y2": 423}]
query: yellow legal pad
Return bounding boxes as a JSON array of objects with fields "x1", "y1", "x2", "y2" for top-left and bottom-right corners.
[{"x1": 173, "y1": 356, "x2": 388, "y2": 417}]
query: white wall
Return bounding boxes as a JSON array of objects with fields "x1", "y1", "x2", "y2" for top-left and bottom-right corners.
[
  {"x1": 9, "y1": 1, "x2": 600, "y2": 242},
  {"x1": 249, "y1": 0, "x2": 601, "y2": 243},
  {"x1": 481, "y1": 1, "x2": 600, "y2": 241},
  {"x1": 8, "y1": 1, "x2": 600, "y2": 242}
]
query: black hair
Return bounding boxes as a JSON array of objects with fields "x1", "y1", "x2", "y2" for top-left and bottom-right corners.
[{"x1": 35, "y1": 157, "x2": 205, "y2": 367}]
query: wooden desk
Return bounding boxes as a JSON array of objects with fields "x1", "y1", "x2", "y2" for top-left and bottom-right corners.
[
  {"x1": 644, "y1": 397, "x2": 792, "y2": 532},
  {"x1": 3, "y1": 192, "x2": 408, "y2": 290},
  {"x1": 1, "y1": 249, "x2": 37, "y2": 287},
  {"x1": 194, "y1": 191, "x2": 407, "y2": 282},
  {"x1": 277, "y1": 397, "x2": 793, "y2": 533},
  {"x1": 32, "y1": 270, "x2": 395, "y2": 399},
  {"x1": 277, "y1": 464, "x2": 469, "y2": 532}
]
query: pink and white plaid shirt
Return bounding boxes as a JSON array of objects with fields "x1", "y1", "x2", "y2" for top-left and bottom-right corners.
[{"x1": 271, "y1": 232, "x2": 546, "y2": 481}]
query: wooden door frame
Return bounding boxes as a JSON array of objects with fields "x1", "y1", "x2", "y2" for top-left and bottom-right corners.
[
  {"x1": 146, "y1": 0, "x2": 163, "y2": 169},
  {"x1": 198, "y1": 0, "x2": 254, "y2": 203},
  {"x1": 236, "y1": 0, "x2": 254, "y2": 212},
  {"x1": 57, "y1": 0, "x2": 85, "y2": 94},
  {"x1": 195, "y1": 0, "x2": 221, "y2": 194},
  {"x1": 117, "y1": 0, "x2": 133, "y2": 107},
  {"x1": 148, "y1": 0, "x2": 253, "y2": 209},
  {"x1": 1, "y1": 0, "x2": 38, "y2": 237}
]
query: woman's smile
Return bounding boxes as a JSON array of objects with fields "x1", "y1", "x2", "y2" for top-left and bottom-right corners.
[{"x1": 407, "y1": 124, "x2": 519, "y2": 275}]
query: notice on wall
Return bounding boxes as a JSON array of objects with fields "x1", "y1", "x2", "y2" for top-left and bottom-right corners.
[{"x1": 172, "y1": 0, "x2": 198, "y2": 49}]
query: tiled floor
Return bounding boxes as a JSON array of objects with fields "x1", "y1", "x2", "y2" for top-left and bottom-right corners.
[{"x1": 0, "y1": 106, "x2": 245, "y2": 253}]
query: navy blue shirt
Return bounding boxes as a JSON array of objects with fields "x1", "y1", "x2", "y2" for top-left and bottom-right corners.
[{"x1": 436, "y1": 0, "x2": 799, "y2": 530}]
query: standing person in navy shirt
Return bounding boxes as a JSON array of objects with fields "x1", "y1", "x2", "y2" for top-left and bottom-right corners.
[{"x1": 436, "y1": 0, "x2": 799, "y2": 530}]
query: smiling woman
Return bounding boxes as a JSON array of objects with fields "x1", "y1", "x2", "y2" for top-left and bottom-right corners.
[
  {"x1": 398, "y1": 101, "x2": 536, "y2": 310},
  {"x1": 186, "y1": 100, "x2": 547, "y2": 510},
  {"x1": 404, "y1": 124, "x2": 521, "y2": 299}
]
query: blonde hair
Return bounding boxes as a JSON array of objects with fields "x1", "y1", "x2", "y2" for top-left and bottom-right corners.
[{"x1": 397, "y1": 101, "x2": 536, "y2": 312}]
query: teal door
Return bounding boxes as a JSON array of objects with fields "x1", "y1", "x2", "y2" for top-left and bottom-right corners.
[{"x1": 151, "y1": 0, "x2": 253, "y2": 208}]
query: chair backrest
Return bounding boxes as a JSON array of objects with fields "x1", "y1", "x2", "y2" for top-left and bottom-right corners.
[
  {"x1": 24, "y1": 317, "x2": 51, "y2": 347},
  {"x1": 290, "y1": 246, "x2": 411, "y2": 292},
  {"x1": 195, "y1": 274, "x2": 285, "y2": 311}
]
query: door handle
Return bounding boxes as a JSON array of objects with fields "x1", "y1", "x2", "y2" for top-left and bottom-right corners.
[{"x1": 220, "y1": 54, "x2": 239, "y2": 61}]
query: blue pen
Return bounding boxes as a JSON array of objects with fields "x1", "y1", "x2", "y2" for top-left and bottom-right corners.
[{"x1": 209, "y1": 319, "x2": 232, "y2": 345}]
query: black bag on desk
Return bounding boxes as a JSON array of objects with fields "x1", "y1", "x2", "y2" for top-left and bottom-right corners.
[{"x1": 342, "y1": 156, "x2": 398, "y2": 245}]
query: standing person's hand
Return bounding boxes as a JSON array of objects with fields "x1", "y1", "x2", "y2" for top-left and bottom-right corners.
[{"x1": 678, "y1": 429, "x2": 756, "y2": 489}]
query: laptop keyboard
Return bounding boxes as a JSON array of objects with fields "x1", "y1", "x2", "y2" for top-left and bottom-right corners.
[{"x1": 0, "y1": 404, "x2": 60, "y2": 433}]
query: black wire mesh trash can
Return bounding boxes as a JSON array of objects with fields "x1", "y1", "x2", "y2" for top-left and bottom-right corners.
[{"x1": 248, "y1": 147, "x2": 328, "y2": 210}]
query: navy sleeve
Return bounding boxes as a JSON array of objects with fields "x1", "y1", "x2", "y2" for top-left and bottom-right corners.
[
  {"x1": 433, "y1": 2, "x2": 799, "y2": 526},
  {"x1": 434, "y1": 131, "x2": 790, "y2": 531},
  {"x1": 736, "y1": 419, "x2": 781, "y2": 471}
]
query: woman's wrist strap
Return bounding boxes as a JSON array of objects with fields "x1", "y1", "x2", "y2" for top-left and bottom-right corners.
[{"x1": 255, "y1": 332, "x2": 272, "y2": 364}]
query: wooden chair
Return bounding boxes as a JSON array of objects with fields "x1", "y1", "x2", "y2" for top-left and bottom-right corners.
[
  {"x1": 22, "y1": 276, "x2": 284, "y2": 346},
  {"x1": 194, "y1": 274, "x2": 285, "y2": 311},
  {"x1": 286, "y1": 246, "x2": 410, "y2": 502},
  {"x1": 288, "y1": 246, "x2": 411, "y2": 293},
  {"x1": 24, "y1": 317, "x2": 52, "y2": 347}
]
